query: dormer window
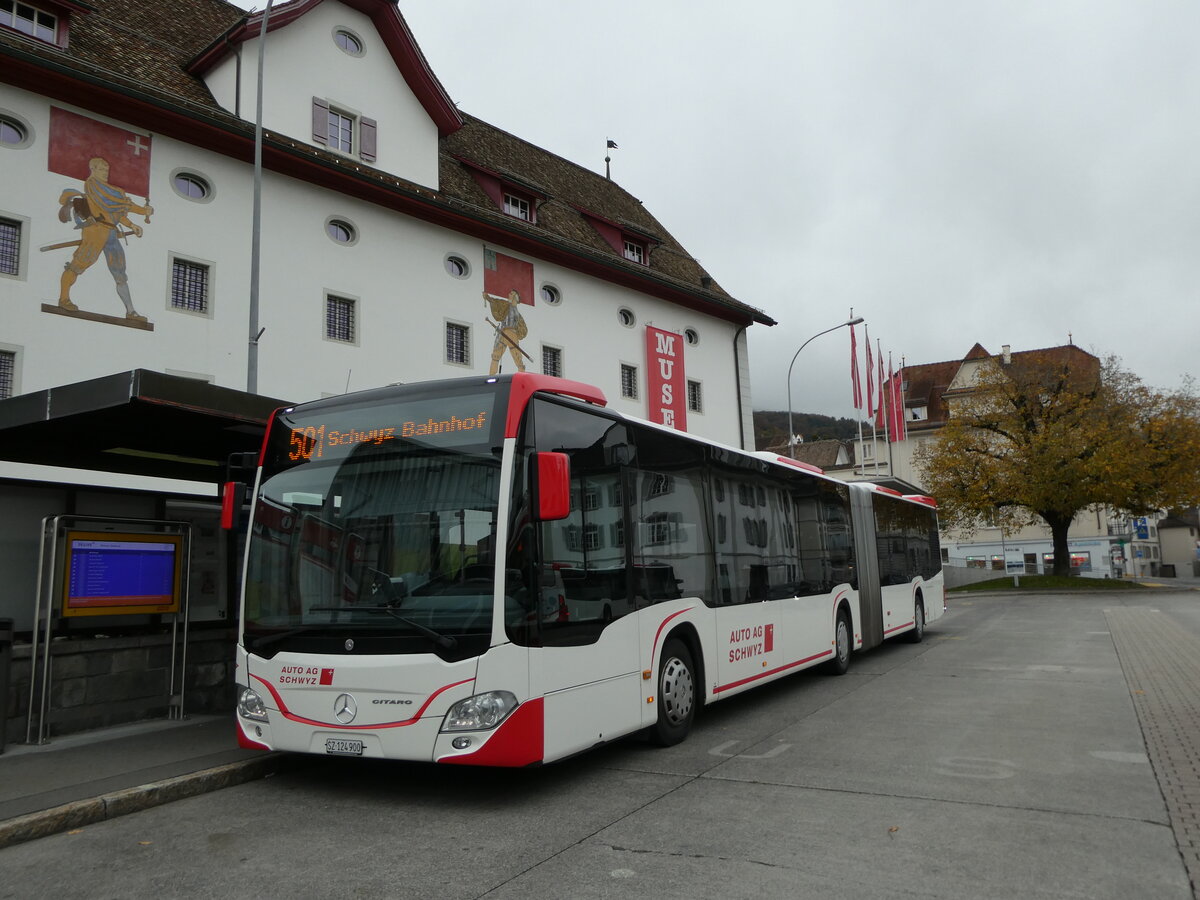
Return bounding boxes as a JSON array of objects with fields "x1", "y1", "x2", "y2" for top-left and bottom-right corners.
[
  {"x1": 312, "y1": 98, "x2": 377, "y2": 163},
  {"x1": 454, "y1": 156, "x2": 545, "y2": 226},
  {"x1": 1, "y1": 0, "x2": 58, "y2": 44},
  {"x1": 503, "y1": 192, "x2": 531, "y2": 221},
  {"x1": 577, "y1": 206, "x2": 658, "y2": 267}
]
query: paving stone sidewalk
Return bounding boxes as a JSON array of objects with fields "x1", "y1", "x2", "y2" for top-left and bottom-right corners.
[{"x1": 1107, "y1": 607, "x2": 1200, "y2": 900}]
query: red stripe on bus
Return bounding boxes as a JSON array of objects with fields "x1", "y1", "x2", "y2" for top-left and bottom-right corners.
[
  {"x1": 438, "y1": 697, "x2": 545, "y2": 767},
  {"x1": 251, "y1": 674, "x2": 474, "y2": 729},
  {"x1": 651, "y1": 607, "x2": 696, "y2": 659},
  {"x1": 713, "y1": 650, "x2": 833, "y2": 694},
  {"x1": 883, "y1": 621, "x2": 915, "y2": 636}
]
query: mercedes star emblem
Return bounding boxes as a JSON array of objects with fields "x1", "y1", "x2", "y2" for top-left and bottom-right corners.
[
  {"x1": 333, "y1": 693, "x2": 357, "y2": 724},
  {"x1": 345, "y1": 638, "x2": 355, "y2": 651}
]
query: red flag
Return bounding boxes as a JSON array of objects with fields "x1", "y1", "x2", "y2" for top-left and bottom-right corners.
[
  {"x1": 850, "y1": 325, "x2": 862, "y2": 410},
  {"x1": 483, "y1": 249, "x2": 534, "y2": 306},
  {"x1": 864, "y1": 329, "x2": 875, "y2": 419},
  {"x1": 888, "y1": 360, "x2": 907, "y2": 442},
  {"x1": 875, "y1": 342, "x2": 886, "y2": 430},
  {"x1": 48, "y1": 107, "x2": 152, "y2": 196}
]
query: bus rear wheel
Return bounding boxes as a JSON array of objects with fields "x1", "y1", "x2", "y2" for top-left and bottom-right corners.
[
  {"x1": 906, "y1": 597, "x2": 926, "y2": 643},
  {"x1": 825, "y1": 610, "x2": 852, "y2": 676},
  {"x1": 650, "y1": 638, "x2": 696, "y2": 746}
]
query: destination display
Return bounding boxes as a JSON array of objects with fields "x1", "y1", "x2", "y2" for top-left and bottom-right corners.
[
  {"x1": 62, "y1": 531, "x2": 183, "y2": 617},
  {"x1": 277, "y1": 392, "x2": 499, "y2": 465}
]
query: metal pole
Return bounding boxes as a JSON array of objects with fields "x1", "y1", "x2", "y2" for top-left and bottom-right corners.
[
  {"x1": 248, "y1": 0, "x2": 274, "y2": 394},
  {"x1": 786, "y1": 317, "x2": 863, "y2": 458}
]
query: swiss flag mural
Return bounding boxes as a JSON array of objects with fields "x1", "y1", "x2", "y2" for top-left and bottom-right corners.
[
  {"x1": 483, "y1": 249, "x2": 534, "y2": 305},
  {"x1": 48, "y1": 107, "x2": 152, "y2": 196}
]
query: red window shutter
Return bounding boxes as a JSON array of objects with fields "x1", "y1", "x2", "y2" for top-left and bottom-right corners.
[
  {"x1": 312, "y1": 97, "x2": 329, "y2": 144},
  {"x1": 360, "y1": 117, "x2": 377, "y2": 162}
]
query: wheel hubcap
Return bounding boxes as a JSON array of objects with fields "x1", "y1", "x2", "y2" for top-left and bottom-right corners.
[
  {"x1": 837, "y1": 620, "x2": 849, "y2": 662},
  {"x1": 660, "y1": 656, "x2": 694, "y2": 725}
]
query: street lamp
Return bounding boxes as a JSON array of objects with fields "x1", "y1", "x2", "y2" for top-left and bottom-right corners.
[
  {"x1": 786, "y1": 316, "x2": 864, "y2": 458},
  {"x1": 247, "y1": 0, "x2": 275, "y2": 394}
]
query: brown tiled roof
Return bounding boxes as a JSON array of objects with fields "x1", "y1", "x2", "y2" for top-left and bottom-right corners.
[
  {"x1": 903, "y1": 343, "x2": 1100, "y2": 430},
  {"x1": 0, "y1": 0, "x2": 772, "y2": 326}
]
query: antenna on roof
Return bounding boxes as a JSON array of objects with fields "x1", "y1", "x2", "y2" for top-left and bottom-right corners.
[{"x1": 605, "y1": 139, "x2": 618, "y2": 180}]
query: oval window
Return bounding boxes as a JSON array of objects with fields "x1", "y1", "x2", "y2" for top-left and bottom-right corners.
[
  {"x1": 685, "y1": 328, "x2": 699, "y2": 346},
  {"x1": 445, "y1": 255, "x2": 469, "y2": 278},
  {"x1": 334, "y1": 29, "x2": 363, "y2": 55},
  {"x1": 173, "y1": 173, "x2": 210, "y2": 200},
  {"x1": 618, "y1": 308, "x2": 636, "y2": 328},
  {"x1": 327, "y1": 219, "x2": 356, "y2": 244},
  {"x1": 0, "y1": 114, "x2": 30, "y2": 148},
  {"x1": 540, "y1": 284, "x2": 561, "y2": 306}
]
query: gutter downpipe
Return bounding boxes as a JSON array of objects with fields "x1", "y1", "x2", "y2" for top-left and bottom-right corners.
[{"x1": 733, "y1": 324, "x2": 748, "y2": 449}]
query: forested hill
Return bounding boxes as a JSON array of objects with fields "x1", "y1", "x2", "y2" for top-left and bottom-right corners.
[{"x1": 753, "y1": 410, "x2": 859, "y2": 451}]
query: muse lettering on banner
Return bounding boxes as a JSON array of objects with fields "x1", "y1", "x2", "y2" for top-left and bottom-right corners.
[{"x1": 645, "y1": 325, "x2": 687, "y2": 431}]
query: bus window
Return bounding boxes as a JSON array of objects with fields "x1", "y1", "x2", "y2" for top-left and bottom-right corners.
[{"x1": 629, "y1": 424, "x2": 712, "y2": 606}]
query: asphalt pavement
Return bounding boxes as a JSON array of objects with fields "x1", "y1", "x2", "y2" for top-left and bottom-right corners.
[{"x1": 2, "y1": 577, "x2": 1199, "y2": 897}]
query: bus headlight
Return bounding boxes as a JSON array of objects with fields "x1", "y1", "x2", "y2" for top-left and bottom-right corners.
[
  {"x1": 237, "y1": 687, "x2": 270, "y2": 723},
  {"x1": 441, "y1": 691, "x2": 517, "y2": 732}
]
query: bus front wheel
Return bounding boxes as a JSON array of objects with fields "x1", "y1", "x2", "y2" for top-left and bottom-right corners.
[{"x1": 650, "y1": 638, "x2": 696, "y2": 746}]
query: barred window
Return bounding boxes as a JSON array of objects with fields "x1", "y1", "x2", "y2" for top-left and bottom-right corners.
[
  {"x1": 0, "y1": 349, "x2": 13, "y2": 399},
  {"x1": 170, "y1": 259, "x2": 209, "y2": 313},
  {"x1": 0, "y1": 217, "x2": 19, "y2": 275},
  {"x1": 620, "y1": 363, "x2": 638, "y2": 399},
  {"x1": 687, "y1": 379, "x2": 703, "y2": 413},
  {"x1": 542, "y1": 345, "x2": 562, "y2": 378},
  {"x1": 325, "y1": 294, "x2": 355, "y2": 342},
  {"x1": 446, "y1": 322, "x2": 470, "y2": 365}
]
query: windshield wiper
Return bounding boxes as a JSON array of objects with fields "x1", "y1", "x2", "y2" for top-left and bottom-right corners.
[{"x1": 308, "y1": 605, "x2": 457, "y2": 650}]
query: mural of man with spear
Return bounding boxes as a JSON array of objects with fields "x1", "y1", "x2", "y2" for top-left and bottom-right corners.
[{"x1": 484, "y1": 289, "x2": 530, "y2": 374}]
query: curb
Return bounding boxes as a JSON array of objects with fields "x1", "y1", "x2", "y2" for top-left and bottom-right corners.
[{"x1": 0, "y1": 753, "x2": 288, "y2": 850}]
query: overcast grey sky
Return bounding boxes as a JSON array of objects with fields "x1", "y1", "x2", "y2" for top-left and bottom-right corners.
[{"x1": 238, "y1": 0, "x2": 1199, "y2": 417}]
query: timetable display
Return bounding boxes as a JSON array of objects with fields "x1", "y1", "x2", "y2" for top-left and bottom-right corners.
[{"x1": 62, "y1": 532, "x2": 183, "y2": 617}]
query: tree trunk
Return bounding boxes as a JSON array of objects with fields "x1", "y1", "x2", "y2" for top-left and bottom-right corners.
[{"x1": 1046, "y1": 515, "x2": 1073, "y2": 576}]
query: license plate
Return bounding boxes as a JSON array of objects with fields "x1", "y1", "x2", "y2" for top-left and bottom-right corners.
[{"x1": 325, "y1": 738, "x2": 364, "y2": 756}]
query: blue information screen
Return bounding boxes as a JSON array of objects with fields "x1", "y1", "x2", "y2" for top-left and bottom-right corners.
[{"x1": 65, "y1": 537, "x2": 179, "y2": 612}]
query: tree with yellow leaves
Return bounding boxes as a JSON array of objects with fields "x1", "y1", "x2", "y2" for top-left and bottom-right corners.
[{"x1": 914, "y1": 350, "x2": 1200, "y2": 576}]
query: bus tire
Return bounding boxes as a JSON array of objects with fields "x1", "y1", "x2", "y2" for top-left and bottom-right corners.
[
  {"x1": 907, "y1": 596, "x2": 926, "y2": 644},
  {"x1": 826, "y1": 609, "x2": 852, "y2": 676},
  {"x1": 650, "y1": 638, "x2": 696, "y2": 746}
]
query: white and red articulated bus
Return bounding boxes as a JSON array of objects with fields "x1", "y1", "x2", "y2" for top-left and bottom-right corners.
[{"x1": 229, "y1": 373, "x2": 943, "y2": 765}]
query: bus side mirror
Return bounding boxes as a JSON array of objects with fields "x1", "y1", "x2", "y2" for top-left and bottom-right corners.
[
  {"x1": 534, "y1": 452, "x2": 571, "y2": 521},
  {"x1": 222, "y1": 451, "x2": 257, "y2": 530},
  {"x1": 221, "y1": 481, "x2": 247, "y2": 530}
]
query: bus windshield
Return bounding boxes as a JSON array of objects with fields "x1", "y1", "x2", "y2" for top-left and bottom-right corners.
[{"x1": 242, "y1": 388, "x2": 507, "y2": 659}]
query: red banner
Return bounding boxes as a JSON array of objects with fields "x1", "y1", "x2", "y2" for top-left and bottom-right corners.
[
  {"x1": 483, "y1": 249, "x2": 534, "y2": 305},
  {"x1": 48, "y1": 107, "x2": 152, "y2": 196},
  {"x1": 645, "y1": 326, "x2": 687, "y2": 431}
]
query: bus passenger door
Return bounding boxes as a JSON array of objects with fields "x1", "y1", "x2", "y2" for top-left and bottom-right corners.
[{"x1": 524, "y1": 398, "x2": 642, "y2": 760}]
